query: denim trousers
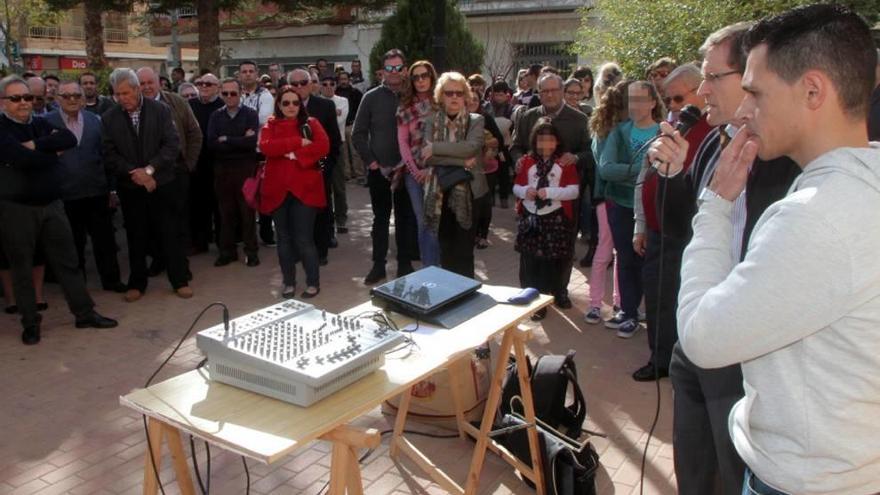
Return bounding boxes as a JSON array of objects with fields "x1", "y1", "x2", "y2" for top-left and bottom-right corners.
[
  {"x1": 743, "y1": 469, "x2": 789, "y2": 495},
  {"x1": 272, "y1": 194, "x2": 319, "y2": 288},
  {"x1": 606, "y1": 201, "x2": 643, "y2": 320},
  {"x1": 404, "y1": 173, "x2": 439, "y2": 266}
]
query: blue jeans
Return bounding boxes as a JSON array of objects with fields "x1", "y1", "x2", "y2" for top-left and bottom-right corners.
[
  {"x1": 606, "y1": 201, "x2": 643, "y2": 320},
  {"x1": 272, "y1": 194, "x2": 319, "y2": 288},
  {"x1": 404, "y1": 173, "x2": 440, "y2": 267},
  {"x1": 743, "y1": 469, "x2": 789, "y2": 495}
]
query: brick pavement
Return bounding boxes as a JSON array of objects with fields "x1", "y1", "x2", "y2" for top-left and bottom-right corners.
[{"x1": 0, "y1": 183, "x2": 676, "y2": 494}]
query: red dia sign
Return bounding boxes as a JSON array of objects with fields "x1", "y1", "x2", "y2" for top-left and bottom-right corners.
[
  {"x1": 26, "y1": 55, "x2": 43, "y2": 70},
  {"x1": 60, "y1": 57, "x2": 88, "y2": 70}
]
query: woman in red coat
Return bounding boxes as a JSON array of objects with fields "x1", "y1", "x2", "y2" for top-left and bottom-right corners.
[{"x1": 259, "y1": 87, "x2": 330, "y2": 299}]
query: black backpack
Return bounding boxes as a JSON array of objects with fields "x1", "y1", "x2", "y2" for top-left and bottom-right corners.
[{"x1": 498, "y1": 350, "x2": 586, "y2": 439}]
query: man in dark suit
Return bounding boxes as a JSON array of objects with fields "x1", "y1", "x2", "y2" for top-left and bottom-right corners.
[
  {"x1": 287, "y1": 68, "x2": 342, "y2": 265},
  {"x1": 46, "y1": 80, "x2": 125, "y2": 293},
  {"x1": 510, "y1": 73, "x2": 593, "y2": 309},
  {"x1": 101, "y1": 68, "x2": 190, "y2": 302},
  {"x1": 0, "y1": 75, "x2": 117, "y2": 345}
]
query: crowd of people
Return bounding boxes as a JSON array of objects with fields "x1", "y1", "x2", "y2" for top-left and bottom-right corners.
[{"x1": 2, "y1": 4, "x2": 880, "y2": 494}]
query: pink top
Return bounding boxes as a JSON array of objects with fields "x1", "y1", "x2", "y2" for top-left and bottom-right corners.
[{"x1": 397, "y1": 94, "x2": 434, "y2": 177}]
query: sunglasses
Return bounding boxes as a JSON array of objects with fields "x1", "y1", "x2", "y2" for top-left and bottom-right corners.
[
  {"x1": 221, "y1": 91, "x2": 239, "y2": 97},
  {"x1": 58, "y1": 93, "x2": 83, "y2": 100},
  {"x1": 662, "y1": 87, "x2": 698, "y2": 106},
  {"x1": 195, "y1": 81, "x2": 216, "y2": 87},
  {"x1": 411, "y1": 72, "x2": 431, "y2": 82},
  {"x1": 280, "y1": 99, "x2": 301, "y2": 107},
  {"x1": 289, "y1": 79, "x2": 310, "y2": 87},
  {"x1": 384, "y1": 64, "x2": 405, "y2": 73},
  {"x1": 443, "y1": 90, "x2": 465, "y2": 98},
  {"x1": 1, "y1": 94, "x2": 35, "y2": 103}
]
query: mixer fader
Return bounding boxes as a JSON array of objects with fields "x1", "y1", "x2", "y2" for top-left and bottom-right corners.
[{"x1": 197, "y1": 300, "x2": 404, "y2": 406}]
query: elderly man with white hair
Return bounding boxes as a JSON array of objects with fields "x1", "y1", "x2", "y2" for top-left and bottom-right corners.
[{"x1": 101, "y1": 68, "x2": 191, "y2": 302}]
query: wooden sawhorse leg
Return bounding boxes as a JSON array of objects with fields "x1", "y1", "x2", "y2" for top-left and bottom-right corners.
[
  {"x1": 143, "y1": 417, "x2": 196, "y2": 495},
  {"x1": 321, "y1": 425, "x2": 381, "y2": 495},
  {"x1": 463, "y1": 325, "x2": 546, "y2": 495}
]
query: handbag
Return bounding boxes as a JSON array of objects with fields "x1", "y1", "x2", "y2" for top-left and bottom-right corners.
[
  {"x1": 495, "y1": 411, "x2": 599, "y2": 495},
  {"x1": 242, "y1": 164, "x2": 265, "y2": 211},
  {"x1": 436, "y1": 166, "x2": 473, "y2": 191}
]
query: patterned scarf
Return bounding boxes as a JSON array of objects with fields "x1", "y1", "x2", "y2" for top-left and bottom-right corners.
[
  {"x1": 396, "y1": 97, "x2": 434, "y2": 170},
  {"x1": 424, "y1": 109, "x2": 472, "y2": 234},
  {"x1": 534, "y1": 155, "x2": 553, "y2": 209}
]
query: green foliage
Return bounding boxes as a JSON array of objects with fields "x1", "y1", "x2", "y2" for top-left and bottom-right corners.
[
  {"x1": 576, "y1": 0, "x2": 880, "y2": 78},
  {"x1": 370, "y1": 0, "x2": 484, "y2": 79}
]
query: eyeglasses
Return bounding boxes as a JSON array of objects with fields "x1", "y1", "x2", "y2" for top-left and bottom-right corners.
[
  {"x1": 411, "y1": 72, "x2": 431, "y2": 82},
  {"x1": 443, "y1": 90, "x2": 465, "y2": 98},
  {"x1": 221, "y1": 91, "x2": 239, "y2": 97},
  {"x1": 289, "y1": 79, "x2": 310, "y2": 87},
  {"x1": 195, "y1": 81, "x2": 216, "y2": 87},
  {"x1": 703, "y1": 70, "x2": 740, "y2": 83},
  {"x1": 280, "y1": 99, "x2": 301, "y2": 107},
  {"x1": 322, "y1": 82, "x2": 335, "y2": 87},
  {"x1": 564, "y1": 90, "x2": 583, "y2": 96},
  {"x1": 663, "y1": 87, "x2": 698, "y2": 106},
  {"x1": 58, "y1": 93, "x2": 83, "y2": 100},
  {"x1": 384, "y1": 64, "x2": 405, "y2": 73},
  {"x1": 0, "y1": 94, "x2": 35, "y2": 103},
  {"x1": 539, "y1": 87, "x2": 561, "y2": 96}
]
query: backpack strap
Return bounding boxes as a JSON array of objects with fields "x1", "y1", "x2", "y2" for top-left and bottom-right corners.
[{"x1": 531, "y1": 354, "x2": 569, "y2": 421}]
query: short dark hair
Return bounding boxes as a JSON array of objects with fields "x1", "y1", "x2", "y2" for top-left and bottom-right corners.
[
  {"x1": 22, "y1": 71, "x2": 37, "y2": 79},
  {"x1": 528, "y1": 64, "x2": 542, "y2": 77},
  {"x1": 528, "y1": 118, "x2": 562, "y2": 158},
  {"x1": 316, "y1": 58, "x2": 328, "y2": 65},
  {"x1": 44, "y1": 74, "x2": 60, "y2": 83},
  {"x1": 700, "y1": 22, "x2": 753, "y2": 74},
  {"x1": 273, "y1": 87, "x2": 310, "y2": 125},
  {"x1": 220, "y1": 77, "x2": 241, "y2": 90},
  {"x1": 382, "y1": 48, "x2": 406, "y2": 65},
  {"x1": 320, "y1": 74, "x2": 335, "y2": 82},
  {"x1": 172, "y1": 67, "x2": 185, "y2": 75},
  {"x1": 744, "y1": 4, "x2": 876, "y2": 119},
  {"x1": 337, "y1": 71, "x2": 350, "y2": 79},
  {"x1": 78, "y1": 71, "x2": 97, "y2": 84},
  {"x1": 239, "y1": 60, "x2": 258, "y2": 70},
  {"x1": 572, "y1": 66, "x2": 593, "y2": 81}
]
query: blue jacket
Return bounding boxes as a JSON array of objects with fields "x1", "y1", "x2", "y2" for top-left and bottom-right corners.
[{"x1": 46, "y1": 110, "x2": 109, "y2": 200}]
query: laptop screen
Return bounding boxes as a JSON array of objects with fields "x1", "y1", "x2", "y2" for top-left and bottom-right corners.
[{"x1": 371, "y1": 266, "x2": 481, "y2": 312}]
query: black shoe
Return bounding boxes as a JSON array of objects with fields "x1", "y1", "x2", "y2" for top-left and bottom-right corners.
[
  {"x1": 364, "y1": 265, "x2": 386, "y2": 285},
  {"x1": 329, "y1": 237, "x2": 339, "y2": 249},
  {"x1": 5, "y1": 304, "x2": 18, "y2": 314},
  {"x1": 319, "y1": 257, "x2": 328, "y2": 266},
  {"x1": 632, "y1": 363, "x2": 669, "y2": 382},
  {"x1": 500, "y1": 198, "x2": 509, "y2": 209},
  {"x1": 554, "y1": 295, "x2": 573, "y2": 309},
  {"x1": 260, "y1": 228, "x2": 276, "y2": 246},
  {"x1": 579, "y1": 245, "x2": 596, "y2": 267},
  {"x1": 246, "y1": 255, "x2": 260, "y2": 267},
  {"x1": 214, "y1": 255, "x2": 238, "y2": 267},
  {"x1": 37, "y1": 302, "x2": 48, "y2": 311},
  {"x1": 148, "y1": 261, "x2": 165, "y2": 277},
  {"x1": 397, "y1": 263, "x2": 414, "y2": 278},
  {"x1": 75, "y1": 312, "x2": 119, "y2": 329},
  {"x1": 530, "y1": 308, "x2": 547, "y2": 321},
  {"x1": 336, "y1": 225, "x2": 348, "y2": 234},
  {"x1": 103, "y1": 282, "x2": 128, "y2": 293},
  {"x1": 21, "y1": 325, "x2": 40, "y2": 345},
  {"x1": 301, "y1": 287, "x2": 320, "y2": 299}
]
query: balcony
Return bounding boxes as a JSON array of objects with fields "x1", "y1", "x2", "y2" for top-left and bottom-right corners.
[{"x1": 27, "y1": 25, "x2": 129, "y2": 44}]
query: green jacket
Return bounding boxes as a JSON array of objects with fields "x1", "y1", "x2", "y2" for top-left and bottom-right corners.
[{"x1": 598, "y1": 120, "x2": 642, "y2": 208}]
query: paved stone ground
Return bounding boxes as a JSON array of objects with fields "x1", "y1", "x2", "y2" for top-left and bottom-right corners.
[{"x1": 0, "y1": 183, "x2": 676, "y2": 494}]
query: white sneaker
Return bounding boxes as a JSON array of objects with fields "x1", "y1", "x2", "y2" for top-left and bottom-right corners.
[
  {"x1": 604, "y1": 310, "x2": 626, "y2": 329},
  {"x1": 616, "y1": 319, "x2": 640, "y2": 339},
  {"x1": 584, "y1": 307, "x2": 602, "y2": 325}
]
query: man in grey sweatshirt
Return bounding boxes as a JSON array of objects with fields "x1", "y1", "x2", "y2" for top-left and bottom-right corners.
[{"x1": 677, "y1": 5, "x2": 880, "y2": 495}]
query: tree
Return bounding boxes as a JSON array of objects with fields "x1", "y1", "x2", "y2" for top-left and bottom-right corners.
[
  {"x1": 370, "y1": 0, "x2": 484, "y2": 79},
  {"x1": 576, "y1": 0, "x2": 879, "y2": 78},
  {"x1": 1, "y1": 0, "x2": 64, "y2": 71},
  {"x1": 44, "y1": 0, "x2": 132, "y2": 70}
]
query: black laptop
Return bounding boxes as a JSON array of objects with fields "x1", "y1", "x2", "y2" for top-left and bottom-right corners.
[{"x1": 370, "y1": 266, "x2": 495, "y2": 328}]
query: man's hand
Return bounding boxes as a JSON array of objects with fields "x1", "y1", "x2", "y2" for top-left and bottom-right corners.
[
  {"x1": 108, "y1": 192, "x2": 120, "y2": 209},
  {"x1": 559, "y1": 152, "x2": 578, "y2": 167},
  {"x1": 525, "y1": 187, "x2": 538, "y2": 200},
  {"x1": 421, "y1": 142, "x2": 433, "y2": 161},
  {"x1": 21, "y1": 140, "x2": 35, "y2": 150},
  {"x1": 245, "y1": 129, "x2": 256, "y2": 137},
  {"x1": 368, "y1": 161, "x2": 380, "y2": 171},
  {"x1": 633, "y1": 233, "x2": 646, "y2": 256},
  {"x1": 130, "y1": 167, "x2": 150, "y2": 186},
  {"x1": 709, "y1": 127, "x2": 758, "y2": 201},
  {"x1": 648, "y1": 121, "x2": 689, "y2": 177},
  {"x1": 285, "y1": 152, "x2": 297, "y2": 161},
  {"x1": 218, "y1": 135, "x2": 228, "y2": 143},
  {"x1": 301, "y1": 138, "x2": 312, "y2": 147},
  {"x1": 537, "y1": 188, "x2": 548, "y2": 200},
  {"x1": 464, "y1": 157, "x2": 476, "y2": 170},
  {"x1": 143, "y1": 176, "x2": 157, "y2": 193}
]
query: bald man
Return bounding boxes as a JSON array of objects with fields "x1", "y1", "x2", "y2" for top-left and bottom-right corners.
[
  {"x1": 27, "y1": 77, "x2": 49, "y2": 116},
  {"x1": 189, "y1": 73, "x2": 226, "y2": 253}
]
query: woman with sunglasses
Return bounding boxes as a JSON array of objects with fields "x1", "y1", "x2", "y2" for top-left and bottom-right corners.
[
  {"x1": 397, "y1": 60, "x2": 439, "y2": 266},
  {"x1": 420, "y1": 72, "x2": 485, "y2": 278},
  {"x1": 258, "y1": 88, "x2": 330, "y2": 299}
]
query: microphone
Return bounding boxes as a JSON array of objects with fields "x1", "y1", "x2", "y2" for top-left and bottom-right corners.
[{"x1": 651, "y1": 105, "x2": 703, "y2": 175}]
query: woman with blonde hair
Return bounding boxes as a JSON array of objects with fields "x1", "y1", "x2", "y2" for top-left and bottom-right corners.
[{"x1": 420, "y1": 72, "x2": 485, "y2": 278}]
